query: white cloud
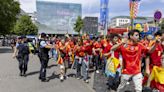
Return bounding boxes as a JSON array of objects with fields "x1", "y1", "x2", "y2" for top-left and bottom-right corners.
[
  {"x1": 19, "y1": 0, "x2": 36, "y2": 13},
  {"x1": 141, "y1": 0, "x2": 156, "y2": 3},
  {"x1": 19, "y1": 0, "x2": 100, "y2": 15},
  {"x1": 19, "y1": 0, "x2": 164, "y2": 20},
  {"x1": 38, "y1": 0, "x2": 99, "y2": 6}
]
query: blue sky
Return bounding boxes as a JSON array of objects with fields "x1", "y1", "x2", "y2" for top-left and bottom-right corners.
[{"x1": 19, "y1": 0, "x2": 164, "y2": 20}]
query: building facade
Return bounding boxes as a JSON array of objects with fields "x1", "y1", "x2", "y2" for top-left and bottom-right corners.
[
  {"x1": 82, "y1": 17, "x2": 98, "y2": 35},
  {"x1": 36, "y1": 1, "x2": 82, "y2": 34},
  {"x1": 108, "y1": 16, "x2": 163, "y2": 36},
  {"x1": 109, "y1": 16, "x2": 154, "y2": 28},
  {"x1": 109, "y1": 16, "x2": 130, "y2": 28}
]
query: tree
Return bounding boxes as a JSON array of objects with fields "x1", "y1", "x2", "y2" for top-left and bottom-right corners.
[
  {"x1": 13, "y1": 15, "x2": 38, "y2": 35},
  {"x1": 0, "y1": 0, "x2": 20, "y2": 36},
  {"x1": 74, "y1": 16, "x2": 83, "y2": 36},
  {"x1": 160, "y1": 19, "x2": 164, "y2": 32}
]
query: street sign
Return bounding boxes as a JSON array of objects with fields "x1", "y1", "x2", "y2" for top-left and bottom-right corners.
[{"x1": 154, "y1": 10, "x2": 162, "y2": 21}]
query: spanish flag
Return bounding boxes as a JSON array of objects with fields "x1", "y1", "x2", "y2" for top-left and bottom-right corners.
[{"x1": 149, "y1": 66, "x2": 164, "y2": 91}]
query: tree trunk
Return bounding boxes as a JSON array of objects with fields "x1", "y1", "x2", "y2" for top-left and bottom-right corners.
[
  {"x1": 2, "y1": 35, "x2": 6, "y2": 46},
  {"x1": 78, "y1": 32, "x2": 80, "y2": 36}
]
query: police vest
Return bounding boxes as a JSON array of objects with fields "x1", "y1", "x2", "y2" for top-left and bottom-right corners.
[
  {"x1": 18, "y1": 42, "x2": 29, "y2": 55},
  {"x1": 38, "y1": 40, "x2": 50, "y2": 57}
]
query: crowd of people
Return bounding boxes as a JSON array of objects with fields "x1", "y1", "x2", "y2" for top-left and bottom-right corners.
[{"x1": 12, "y1": 29, "x2": 164, "y2": 92}]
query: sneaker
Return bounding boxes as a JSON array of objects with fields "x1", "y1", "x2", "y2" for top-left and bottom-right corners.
[
  {"x1": 64, "y1": 75, "x2": 68, "y2": 79},
  {"x1": 84, "y1": 80, "x2": 89, "y2": 83},
  {"x1": 76, "y1": 77, "x2": 80, "y2": 80},
  {"x1": 19, "y1": 72, "x2": 23, "y2": 76},
  {"x1": 126, "y1": 82, "x2": 130, "y2": 85},
  {"x1": 96, "y1": 70, "x2": 100, "y2": 74},
  {"x1": 41, "y1": 78, "x2": 49, "y2": 82},
  {"x1": 60, "y1": 76, "x2": 64, "y2": 81},
  {"x1": 39, "y1": 76, "x2": 42, "y2": 80},
  {"x1": 23, "y1": 72, "x2": 26, "y2": 77}
]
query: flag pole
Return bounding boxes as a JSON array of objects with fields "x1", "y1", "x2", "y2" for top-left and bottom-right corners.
[
  {"x1": 130, "y1": 0, "x2": 134, "y2": 30},
  {"x1": 131, "y1": 17, "x2": 134, "y2": 30}
]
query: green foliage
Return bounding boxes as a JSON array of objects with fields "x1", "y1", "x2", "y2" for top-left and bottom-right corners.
[
  {"x1": 13, "y1": 15, "x2": 38, "y2": 35},
  {"x1": 0, "y1": 0, "x2": 20, "y2": 36},
  {"x1": 74, "y1": 16, "x2": 83, "y2": 35},
  {"x1": 161, "y1": 19, "x2": 164, "y2": 32}
]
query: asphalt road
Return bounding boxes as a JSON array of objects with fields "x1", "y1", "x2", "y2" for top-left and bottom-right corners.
[{"x1": 0, "y1": 47, "x2": 95, "y2": 92}]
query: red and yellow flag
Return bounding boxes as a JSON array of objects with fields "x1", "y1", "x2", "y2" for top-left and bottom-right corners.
[
  {"x1": 149, "y1": 66, "x2": 164, "y2": 91},
  {"x1": 129, "y1": 0, "x2": 141, "y2": 19}
]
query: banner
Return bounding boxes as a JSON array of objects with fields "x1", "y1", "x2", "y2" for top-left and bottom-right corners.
[{"x1": 100, "y1": 0, "x2": 109, "y2": 30}]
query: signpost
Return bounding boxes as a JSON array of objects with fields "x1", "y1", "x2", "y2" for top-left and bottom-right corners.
[
  {"x1": 154, "y1": 10, "x2": 162, "y2": 33},
  {"x1": 154, "y1": 10, "x2": 162, "y2": 21}
]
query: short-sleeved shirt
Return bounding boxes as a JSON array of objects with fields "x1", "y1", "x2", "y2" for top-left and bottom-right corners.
[
  {"x1": 117, "y1": 42, "x2": 148, "y2": 75},
  {"x1": 16, "y1": 43, "x2": 21, "y2": 54},
  {"x1": 16, "y1": 42, "x2": 20, "y2": 48},
  {"x1": 74, "y1": 45, "x2": 80, "y2": 56},
  {"x1": 40, "y1": 40, "x2": 47, "y2": 48},
  {"x1": 150, "y1": 43, "x2": 163, "y2": 66},
  {"x1": 79, "y1": 46, "x2": 86, "y2": 57},
  {"x1": 93, "y1": 41, "x2": 102, "y2": 55},
  {"x1": 103, "y1": 43, "x2": 120, "y2": 59},
  {"x1": 102, "y1": 42, "x2": 111, "y2": 54},
  {"x1": 83, "y1": 40, "x2": 92, "y2": 55}
]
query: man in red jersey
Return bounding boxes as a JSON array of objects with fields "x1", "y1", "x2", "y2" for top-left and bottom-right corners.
[
  {"x1": 83, "y1": 35, "x2": 93, "y2": 70},
  {"x1": 93, "y1": 37, "x2": 102, "y2": 74},
  {"x1": 111, "y1": 30, "x2": 157, "y2": 92},
  {"x1": 149, "y1": 32, "x2": 163, "y2": 68},
  {"x1": 144, "y1": 32, "x2": 164, "y2": 90}
]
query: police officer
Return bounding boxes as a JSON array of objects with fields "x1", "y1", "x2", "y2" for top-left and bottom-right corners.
[
  {"x1": 12, "y1": 36, "x2": 30, "y2": 77},
  {"x1": 38, "y1": 33, "x2": 52, "y2": 82}
]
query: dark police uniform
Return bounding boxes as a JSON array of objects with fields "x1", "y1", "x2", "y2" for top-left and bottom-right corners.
[
  {"x1": 16, "y1": 41, "x2": 29, "y2": 76},
  {"x1": 38, "y1": 39, "x2": 50, "y2": 81}
]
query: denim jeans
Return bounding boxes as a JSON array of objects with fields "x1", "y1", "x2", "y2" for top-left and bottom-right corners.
[
  {"x1": 94, "y1": 55, "x2": 101, "y2": 70},
  {"x1": 76, "y1": 59, "x2": 82, "y2": 78},
  {"x1": 87, "y1": 55, "x2": 92, "y2": 68},
  {"x1": 102, "y1": 55, "x2": 107, "y2": 73},
  {"x1": 82, "y1": 57, "x2": 89, "y2": 80}
]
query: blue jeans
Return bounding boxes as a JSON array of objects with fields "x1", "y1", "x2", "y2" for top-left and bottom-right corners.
[
  {"x1": 76, "y1": 58, "x2": 82, "y2": 78},
  {"x1": 87, "y1": 55, "x2": 92, "y2": 67},
  {"x1": 94, "y1": 55, "x2": 101, "y2": 70},
  {"x1": 102, "y1": 56, "x2": 107, "y2": 73},
  {"x1": 82, "y1": 57, "x2": 89, "y2": 80}
]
